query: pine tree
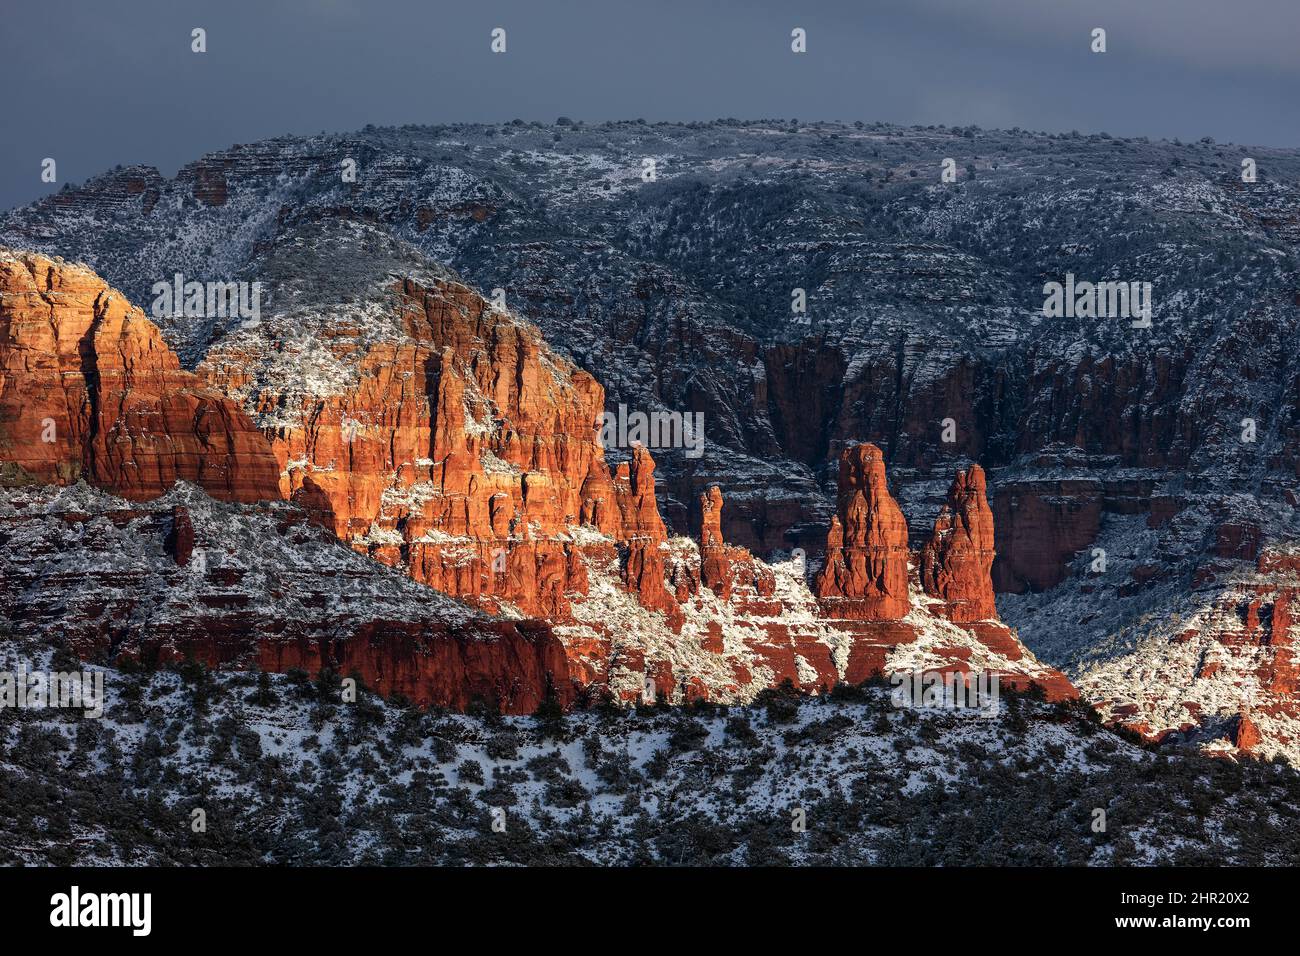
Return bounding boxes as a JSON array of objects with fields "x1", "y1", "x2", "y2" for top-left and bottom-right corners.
[{"x1": 533, "y1": 676, "x2": 565, "y2": 740}]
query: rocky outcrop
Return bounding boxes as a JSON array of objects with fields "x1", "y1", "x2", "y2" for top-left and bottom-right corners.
[
  {"x1": 613, "y1": 447, "x2": 680, "y2": 619},
  {"x1": 921, "y1": 465, "x2": 998, "y2": 623},
  {"x1": 815, "y1": 443, "x2": 910, "y2": 619},
  {"x1": 698, "y1": 485, "x2": 732, "y2": 597},
  {"x1": 254, "y1": 616, "x2": 571, "y2": 714},
  {"x1": 164, "y1": 505, "x2": 196, "y2": 566},
  {"x1": 0, "y1": 482, "x2": 571, "y2": 714},
  {"x1": 0, "y1": 250, "x2": 281, "y2": 503},
  {"x1": 1231, "y1": 712, "x2": 1263, "y2": 753},
  {"x1": 621, "y1": 536, "x2": 677, "y2": 623},
  {"x1": 200, "y1": 272, "x2": 622, "y2": 621},
  {"x1": 1067, "y1": 529, "x2": 1300, "y2": 761},
  {"x1": 614, "y1": 445, "x2": 668, "y2": 543},
  {"x1": 806, "y1": 446, "x2": 1073, "y2": 700}
]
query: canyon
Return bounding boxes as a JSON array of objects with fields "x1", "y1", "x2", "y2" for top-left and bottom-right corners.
[{"x1": 3, "y1": 120, "x2": 1300, "y2": 760}]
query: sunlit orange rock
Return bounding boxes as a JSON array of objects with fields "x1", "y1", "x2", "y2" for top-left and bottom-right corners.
[
  {"x1": 0, "y1": 250, "x2": 1076, "y2": 711},
  {"x1": 0, "y1": 250, "x2": 281, "y2": 502},
  {"x1": 921, "y1": 464, "x2": 998, "y2": 623},
  {"x1": 815, "y1": 443, "x2": 910, "y2": 619}
]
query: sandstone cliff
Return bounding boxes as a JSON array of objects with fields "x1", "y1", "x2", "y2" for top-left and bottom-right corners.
[{"x1": 0, "y1": 250, "x2": 281, "y2": 502}]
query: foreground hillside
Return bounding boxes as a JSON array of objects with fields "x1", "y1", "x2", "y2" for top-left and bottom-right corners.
[{"x1": 3, "y1": 638, "x2": 1297, "y2": 867}]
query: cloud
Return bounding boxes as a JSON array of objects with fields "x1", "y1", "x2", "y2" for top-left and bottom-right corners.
[{"x1": 904, "y1": 0, "x2": 1300, "y2": 75}]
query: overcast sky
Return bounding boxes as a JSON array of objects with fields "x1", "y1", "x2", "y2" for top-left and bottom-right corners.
[{"x1": 3, "y1": 0, "x2": 1299, "y2": 211}]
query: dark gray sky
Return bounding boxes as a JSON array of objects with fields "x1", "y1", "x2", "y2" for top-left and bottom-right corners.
[{"x1": 4, "y1": 0, "x2": 1299, "y2": 211}]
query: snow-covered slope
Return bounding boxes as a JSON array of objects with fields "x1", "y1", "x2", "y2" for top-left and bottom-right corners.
[{"x1": 5, "y1": 638, "x2": 1297, "y2": 866}]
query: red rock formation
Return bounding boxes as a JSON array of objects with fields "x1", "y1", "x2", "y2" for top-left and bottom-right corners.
[
  {"x1": 609, "y1": 445, "x2": 680, "y2": 619},
  {"x1": 164, "y1": 506, "x2": 196, "y2": 566},
  {"x1": 700, "y1": 484, "x2": 724, "y2": 550},
  {"x1": 622, "y1": 536, "x2": 679, "y2": 626},
  {"x1": 815, "y1": 443, "x2": 910, "y2": 619},
  {"x1": 0, "y1": 251, "x2": 281, "y2": 503},
  {"x1": 202, "y1": 276, "x2": 621, "y2": 620},
  {"x1": 1232, "y1": 712, "x2": 1262, "y2": 752},
  {"x1": 699, "y1": 485, "x2": 731, "y2": 596},
  {"x1": 0, "y1": 252, "x2": 1076, "y2": 712},
  {"x1": 921, "y1": 464, "x2": 998, "y2": 622},
  {"x1": 149, "y1": 616, "x2": 572, "y2": 714},
  {"x1": 806, "y1": 447, "x2": 1073, "y2": 700},
  {"x1": 686, "y1": 484, "x2": 780, "y2": 609},
  {"x1": 613, "y1": 445, "x2": 667, "y2": 543}
]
